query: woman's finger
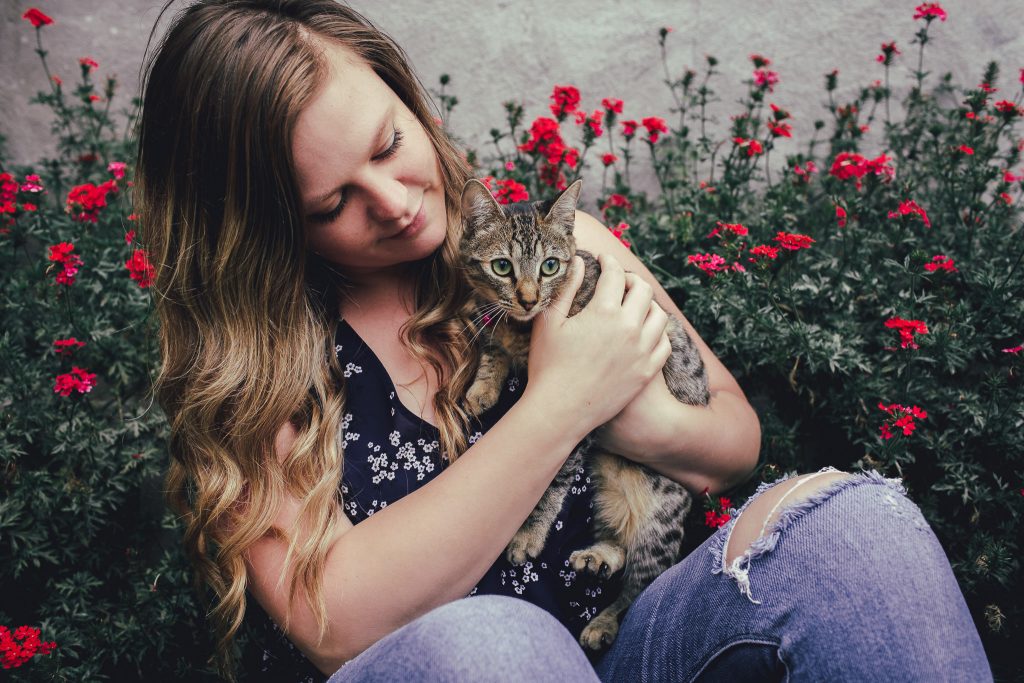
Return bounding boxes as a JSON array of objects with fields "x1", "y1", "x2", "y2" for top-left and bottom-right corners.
[{"x1": 591, "y1": 252, "x2": 625, "y2": 307}]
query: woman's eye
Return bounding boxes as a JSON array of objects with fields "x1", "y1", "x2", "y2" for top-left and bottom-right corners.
[
  {"x1": 491, "y1": 259, "x2": 512, "y2": 276},
  {"x1": 309, "y1": 128, "x2": 405, "y2": 225},
  {"x1": 540, "y1": 258, "x2": 560, "y2": 276}
]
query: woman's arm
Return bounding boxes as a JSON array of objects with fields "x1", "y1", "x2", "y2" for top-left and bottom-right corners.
[
  {"x1": 245, "y1": 254, "x2": 672, "y2": 675},
  {"x1": 572, "y1": 209, "x2": 761, "y2": 495}
]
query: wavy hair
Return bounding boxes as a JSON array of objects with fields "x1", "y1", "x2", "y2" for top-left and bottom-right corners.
[{"x1": 135, "y1": 1, "x2": 478, "y2": 678}]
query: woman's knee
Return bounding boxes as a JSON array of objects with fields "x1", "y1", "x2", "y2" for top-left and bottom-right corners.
[
  {"x1": 724, "y1": 470, "x2": 857, "y2": 565},
  {"x1": 334, "y1": 595, "x2": 599, "y2": 682}
]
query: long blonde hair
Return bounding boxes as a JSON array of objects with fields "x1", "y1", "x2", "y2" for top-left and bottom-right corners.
[{"x1": 135, "y1": 1, "x2": 478, "y2": 678}]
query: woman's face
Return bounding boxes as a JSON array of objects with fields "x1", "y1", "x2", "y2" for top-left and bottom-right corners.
[{"x1": 292, "y1": 42, "x2": 448, "y2": 279}]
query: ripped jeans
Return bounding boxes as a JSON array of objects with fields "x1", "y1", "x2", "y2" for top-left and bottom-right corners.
[{"x1": 328, "y1": 468, "x2": 993, "y2": 682}]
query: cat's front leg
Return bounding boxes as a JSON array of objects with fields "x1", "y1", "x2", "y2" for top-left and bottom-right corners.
[
  {"x1": 465, "y1": 346, "x2": 511, "y2": 416},
  {"x1": 506, "y1": 444, "x2": 584, "y2": 564}
]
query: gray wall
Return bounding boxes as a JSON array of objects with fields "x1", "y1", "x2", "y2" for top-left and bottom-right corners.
[{"x1": 2, "y1": 0, "x2": 1022, "y2": 203}]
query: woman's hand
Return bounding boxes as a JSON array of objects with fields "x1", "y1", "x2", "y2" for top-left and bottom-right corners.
[{"x1": 524, "y1": 253, "x2": 673, "y2": 441}]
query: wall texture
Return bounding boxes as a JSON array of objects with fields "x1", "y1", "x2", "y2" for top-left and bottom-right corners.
[{"x1": 2, "y1": 0, "x2": 1022, "y2": 202}]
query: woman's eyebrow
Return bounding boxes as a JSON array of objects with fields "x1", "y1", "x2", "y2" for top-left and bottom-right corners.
[{"x1": 304, "y1": 107, "x2": 393, "y2": 209}]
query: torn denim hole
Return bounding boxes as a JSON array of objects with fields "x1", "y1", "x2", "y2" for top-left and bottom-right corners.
[{"x1": 708, "y1": 466, "x2": 908, "y2": 604}]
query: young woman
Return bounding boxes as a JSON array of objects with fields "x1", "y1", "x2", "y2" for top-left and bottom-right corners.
[{"x1": 135, "y1": 1, "x2": 993, "y2": 681}]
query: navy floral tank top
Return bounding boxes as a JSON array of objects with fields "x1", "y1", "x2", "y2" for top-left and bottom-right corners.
[{"x1": 243, "y1": 317, "x2": 619, "y2": 681}]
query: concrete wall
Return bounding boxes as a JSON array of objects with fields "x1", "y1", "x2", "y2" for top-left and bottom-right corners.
[{"x1": 2, "y1": 0, "x2": 1022, "y2": 203}]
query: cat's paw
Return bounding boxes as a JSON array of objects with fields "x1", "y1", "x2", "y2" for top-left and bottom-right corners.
[
  {"x1": 505, "y1": 527, "x2": 547, "y2": 565},
  {"x1": 465, "y1": 382, "x2": 501, "y2": 416},
  {"x1": 579, "y1": 612, "x2": 620, "y2": 652},
  {"x1": 569, "y1": 543, "x2": 626, "y2": 579}
]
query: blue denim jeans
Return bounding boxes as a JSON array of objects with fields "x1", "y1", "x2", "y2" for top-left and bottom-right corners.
[{"x1": 327, "y1": 468, "x2": 993, "y2": 682}]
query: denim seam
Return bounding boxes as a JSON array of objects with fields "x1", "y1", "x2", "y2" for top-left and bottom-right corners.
[
  {"x1": 687, "y1": 635, "x2": 781, "y2": 683},
  {"x1": 708, "y1": 466, "x2": 907, "y2": 604}
]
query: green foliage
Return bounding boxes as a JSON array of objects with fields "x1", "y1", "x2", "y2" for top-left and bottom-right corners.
[{"x1": 472, "y1": 17, "x2": 1023, "y2": 683}]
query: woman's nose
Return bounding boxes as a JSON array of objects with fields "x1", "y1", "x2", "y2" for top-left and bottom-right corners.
[{"x1": 364, "y1": 172, "x2": 409, "y2": 223}]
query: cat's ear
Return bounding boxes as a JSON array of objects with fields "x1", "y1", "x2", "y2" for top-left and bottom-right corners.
[
  {"x1": 543, "y1": 178, "x2": 583, "y2": 233},
  {"x1": 461, "y1": 179, "x2": 504, "y2": 234}
]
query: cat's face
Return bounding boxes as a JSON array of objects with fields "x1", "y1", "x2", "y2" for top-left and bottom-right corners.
[{"x1": 459, "y1": 179, "x2": 582, "y2": 322}]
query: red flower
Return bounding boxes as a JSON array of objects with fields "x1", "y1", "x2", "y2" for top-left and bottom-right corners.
[
  {"x1": 702, "y1": 488, "x2": 734, "y2": 528},
  {"x1": 0, "y1": 625, "x2": 57, "y2": 669},
  {"x1": 707, "y1": 221, "x2": 749, "y2": 239},
  {"x1": 749, "y1": 53, "x2": 772, "y2": 68},
  {"x1": 601, "y1": 193, "x2": 633, "y2": 214},
  {"x1": 107, "y1": 161, "x2": 127, "y2": 179},
  {"x1": 836, "y1": 204, "x2": 848, "y2": 228},
  {"x1": 576, "y1": 109, "x2": 604, "y2": 137},
  {"x1": 517, "y1": 117, "x2": 578, "y2": 169},
  {"x1": 601, "y1": 98, "x2": 624, "y2": 114},
  {"x1": 753, "y1": 69, "x2": 780, "y2": 92},
  {"x1": 125, "y1": 229, "x2": 136, "y2": 245},
  {"x1": 1002, "y1": 344, "x2": 1023, "y2": 354},
  {"x1": 913, "y1": 3, "x2": 947, "y2": 21},
  {"x1": 770, "y1": 103, "x2": 791, "y2": 121},
  {"x1": 125, "y1": 249, "x2": 155, "y2": 288},
  {"x1": 884, "y1": 317, "x2": 930, "y2": 350},
  {"x1": 768, "y1": 122, "x2": 792, "y2": 138},
  {"x1": 641, "y1": 116, "x2": 669, "y2": 143},
  {"x1": 887, "y1": 199, "x2": 931, "y2": 228},
  {"x1": 877, "y1": 402, "x2": 928, "y2": 439},
  {"x1": 66, "y1": 180, "x2": 117, "y2": 223},
  {"x1": 876, "y1": 41, "x2": 901, "y2": 66},
  {"x1": 53, "y1": 367, "x2": 97, "y2": 397},
  {"x1": 829, "y1": 152, "x2": 895, "y2": 189},
  {"x1": 610, "y1": 222, "x2": 631, "y2": 248},
  {"x1": 747, "y1": 244, "x2": 780, "y2": 262},
  {"x1": 923, "y1": 254, "x2": 958, "y2": 273},
  {"x1": 688, "y1": 252, "x2": 747, "y2": 276},
  {"x1": 621, "y1": 119, "x2": 639, "y2": 139},
  {"x1": 79, "y1": 56, "x2": 99, "y2": 72},
  {"x1": 549, "y1": 85, "x2": 581, "y2": 120},
  {"x1": 601, "y1": 153, "x2": 618, "y2": 167},
  {"x1": 479, "y1": 176, "x2": 529, "y2": 205},
  {"x1": 772, "y1": 231, "x2": 815, "y2": 250},
  {"x1": 733, "y1": 137, "x2": 764, "y2": 156},
  {"x1": 21, "y1": 8, "x2": 53, "y2": 28},
  {"x1": 994, "y1": 100, "x2": 1022, "y2": 117},
  {"x1": 791, "y1": 160, "x2": 817, "y2": 184},
  {"x1": 48, "y1": 242, "x2": 83, "y2": 286},
  {"x1": 957, "y1": 144, "x2": 974, "y2": 155},
  {"x1": 53, "y1": 337, "x2": 86, "y2": 356}
]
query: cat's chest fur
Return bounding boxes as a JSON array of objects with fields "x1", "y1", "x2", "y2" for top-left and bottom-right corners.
[{"x1": 482, "y1": 314, "x2": 532, "y2": 364}]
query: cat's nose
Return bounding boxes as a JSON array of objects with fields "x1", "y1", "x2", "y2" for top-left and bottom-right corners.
[{"x1": 518, "y1": 296, "x2": 537, "y2": 311}]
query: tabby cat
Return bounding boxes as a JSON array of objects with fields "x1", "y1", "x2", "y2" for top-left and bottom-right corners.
[{"x1": 458, "y1": 177, "x2": 710, "y2": 650}]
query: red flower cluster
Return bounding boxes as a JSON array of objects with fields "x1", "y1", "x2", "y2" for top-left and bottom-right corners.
[
  {"x1": 733, "y1": 137, "x2": 764, "y2": 157},
  {"x1": 601, "y1": 98, "x2": 623, "y2": 114},
  {"x1": 53, "y1": 337, "x2": 86, "y2": 356},
  {"x1": 125, "y1": 249, "x2": 155, "y2": 288},
  {"x1": 479, "y1": 176, "x2": 529, "y2": 205},
  {"x1": 66, "y1": 180, "x2": 117, "y2": 223},
  {"x1": 773, "y1": 231, "x2": 815, "y2": 250},
  {"x1": 518, "y1": 118, "x2": 578, "y2": 170},
  {"x1": 0, "y1": 625, "x2": 56, "y2": 669},
  {"x1": 601, "y1": 153, "x2": 618, "y2": 167},
  {"x1": 641, "y1": 116, "x2": 669, "y2": 144},
  {"x1": 924, "y1": 254, "x2": 958, "y2": 273},
  {"x1": 48, "y1": 242, "x2": 83, "y2": 286},
  {"x1": 829, "y1": 151, "x2": 895, "y2": 189},
  {"x1": 689, "y1": 252, "x2": 745, "y2": 276},
  {"x1": 747, "y1": 245, "x2": 780, "y2": 262},
  {"x1": 913, "y1": 2, "x2": 947, "y2": 21},
  {"x1": 21, "y1": 8, "x2": 53, "y2": 28},
  {"x1": 791, "y1": 160, "x2": 817, "y2": 184},
  {"x1": 610, "y1": 222, "x2": 631, "y2": 248},
  {"x1": 876, "y1": 41, "x2": 901, "y2": 66},
  {"x1": 884, "y1": 317, "x2": 930, "y2": 350},
  {"x1": 888, "y1": 199, "x2": 931, "y2": 228},
  {"x1": 621, "y1": 120, "x2": 639, "y2": 139},
  {"x1": 107, "y1": 161, "x2": 127, "y2": 179},
  {"x1": 753, "y1": 69, "x2": 780, "y2": 92},
  {"x1": 707, "y1": 221, "x2": 749, "y2": 239},
  {"x1": 877, "y1": 402, "x2": 928, "y2": 439},
  {"x1": 701, "y1": 487, "x2": 733, "y2": 528},
  {"x1": 54, "y1": 366, "x2": 97, "y2": 397},
  {"x1": 574, "y1": 109, "x2": 604, "y2": 138},
  {"x1": 549, "y1": 85, "x2": 581, "y2": 120}
]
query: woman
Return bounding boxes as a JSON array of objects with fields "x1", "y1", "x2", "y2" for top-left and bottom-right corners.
[{"x1": 135, "y1": 1, "x2": 993, "y2": 681}]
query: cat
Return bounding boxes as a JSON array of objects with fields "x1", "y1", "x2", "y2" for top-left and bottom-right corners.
[{"x1": 458, "y1": 176, "x2": 710, "y2": 651}]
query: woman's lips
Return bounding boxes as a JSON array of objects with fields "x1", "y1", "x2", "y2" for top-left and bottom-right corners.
[{"x1": 390, "y1": 202, "x2": 426, "y2": 240}]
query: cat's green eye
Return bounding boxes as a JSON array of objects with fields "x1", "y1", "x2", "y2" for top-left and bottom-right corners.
[
  {"x1": 491, "y1": 258, "x2": 513, "y2": 276},
  {"x1": 540, "y1": 258, "x2": 560, "y2": 277}
]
